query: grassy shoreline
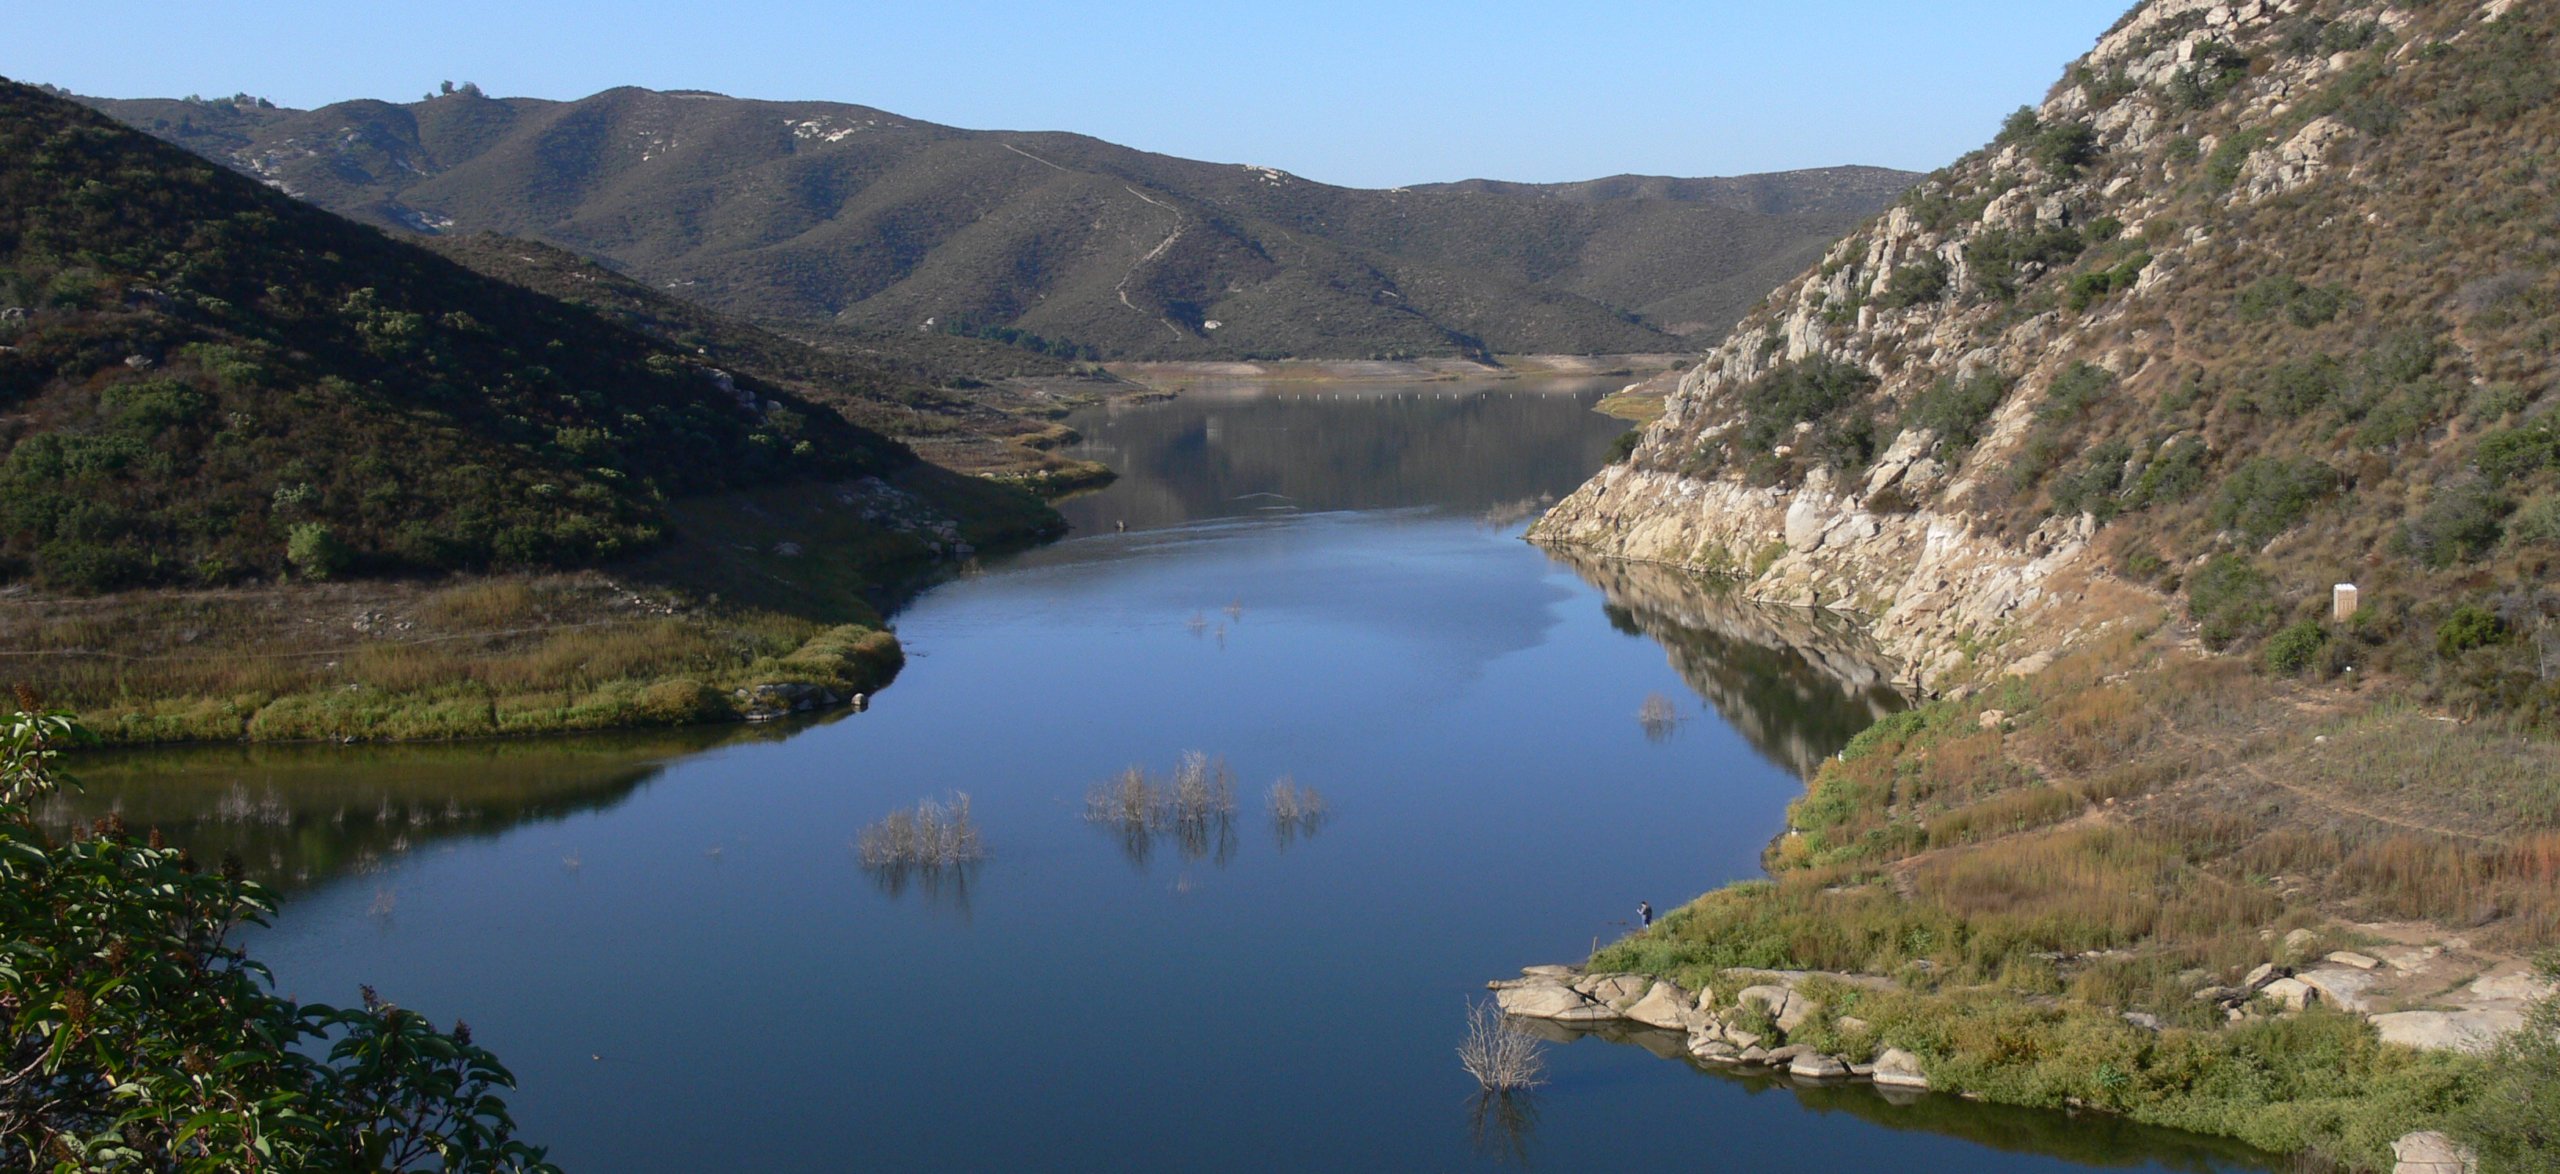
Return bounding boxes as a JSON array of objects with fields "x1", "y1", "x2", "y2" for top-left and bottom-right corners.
[
  {"x1": 7, "y1": 575, "x2": 907, "y2": 747},
  {"x1": 1566, "y1": 580, "x2": 2556, "y2": 1169},
  {"x1": 10, "y1": 462, "x2": 1071, "y2": 748}
]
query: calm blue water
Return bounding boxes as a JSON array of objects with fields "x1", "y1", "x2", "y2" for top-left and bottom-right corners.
[{"x1": 82, "y1": 380, "x2": 2271, "y2": 1171}]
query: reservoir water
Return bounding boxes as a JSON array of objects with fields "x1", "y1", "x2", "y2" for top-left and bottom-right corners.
[{"x1": 68, "y1": 379, "x2": 2273, "y2": 1171}]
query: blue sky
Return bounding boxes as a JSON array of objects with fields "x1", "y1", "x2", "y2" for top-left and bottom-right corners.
[{"x1": 8, "y1": 1, "x2": 2131, "y2": 188}]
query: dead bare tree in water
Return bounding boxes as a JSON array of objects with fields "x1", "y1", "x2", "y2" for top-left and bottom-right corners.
[
  {"x1": 1083, "y1": 754, "x2": 1243, "y2": 867},
  {"x1": 1169, "y1": 751, "x2": 1236, "y2": 826},
  {"x1": 1638, "y1": 692, "x2": 1682, "y2": 742},
  {"x1": 857, "y1": 794, "x2": 985, "y2": 869},
  {"x1": 1457, "y1": 999, "x2": 1547, "y2": 1092},
  {"x1": 1268, "y1": 777, "x2": 1330, "y2": 847}
]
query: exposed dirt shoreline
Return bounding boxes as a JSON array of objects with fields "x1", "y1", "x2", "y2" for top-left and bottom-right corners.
[{"x1": 1107, "y1": 353, "x2": 1687, "y2": 388}]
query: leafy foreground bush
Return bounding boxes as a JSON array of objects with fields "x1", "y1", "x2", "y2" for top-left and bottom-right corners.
[
  {"x1": 0, "y1": 699, "x2": 554, "y2": 1171},
  {"x1": 2454, "y1": 955, "x2": 2560, "y2": 1173}
]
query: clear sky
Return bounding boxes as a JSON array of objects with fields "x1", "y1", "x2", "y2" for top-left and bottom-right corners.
[{"x1": 6, "y1": 1, "x2": 2132, "y2": 189}]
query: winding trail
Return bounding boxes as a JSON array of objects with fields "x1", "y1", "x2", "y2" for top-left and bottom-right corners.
[
  {"x1": 999, "y1": 141, "x2": 1189, "y2": 341},
  {"x1": 1113, "y1": 185, "x2": 1189, "y2": 340}
]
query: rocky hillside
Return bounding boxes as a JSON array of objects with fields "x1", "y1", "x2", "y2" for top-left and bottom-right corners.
[
  {"x1": 1537, "y1": 0, "x2": 2558, "y2": 732},
  {"x1": 80, "y1": 86, "x2": 1913, "y2": 361}
]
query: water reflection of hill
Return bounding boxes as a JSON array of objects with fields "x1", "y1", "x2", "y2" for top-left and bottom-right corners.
[
  {"x1": 1056, "y1": 381, "x2": 1631, "y2": 533},
  {"x1": 45, "y1": 721, "x2": 821, "y2": 887},
  {"x1": 1548, "y1": 551, "x2": 1910, "y2": 779}
]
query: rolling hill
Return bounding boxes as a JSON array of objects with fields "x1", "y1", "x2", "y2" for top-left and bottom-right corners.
[
  {"x1": 81, "y1": 85, "x2": 1914, "y2": 362},
  {"x1": 0, "y1": 78, "x2": 1056, "y2": 594}
]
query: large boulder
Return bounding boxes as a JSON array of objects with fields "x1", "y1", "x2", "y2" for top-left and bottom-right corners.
[
  {"x1": 2259, "y1": 977, "x2": 2316, "y2": 1011},
  {"x1": 2391, "y1": 1131, "x2": 2478, "y2": 1173},
  {"x1": 2370, "y1": 1010, "x2": 2519, "y2": 1055},
  {"x1": 1624, "y1": 981, "x2": 1695, "y2": 1031},
  {"x1": 2297, "y1": 966, "x2": 2380, "y2": 1013},
  {"x1": 1736, "y1": 983, "x2": 1816, "y2": 1031},
  {"x1": 1494, "y1": 984, "x2": 1592, "y2": 1019},
  {"x1": 1871, "y1": 1047, "x2": 1929, "y2": 1090},
  {"x1": 1789, "y1": 1053, "x2": 1850, "y2": 1079}
]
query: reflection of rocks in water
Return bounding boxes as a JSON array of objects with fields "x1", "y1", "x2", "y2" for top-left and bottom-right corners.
[
  {"x1": 1544, "y1": 1023, "x2": 2274, "y2": 1170},
  {"x1": 1551, "y1": 551, "x2": 1910, "y2": 779},
  {"x1": 1465, "y1": 1090, "x2": 1539, "y2": 1167}
]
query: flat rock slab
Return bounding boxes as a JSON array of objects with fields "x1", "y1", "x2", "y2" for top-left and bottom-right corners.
[
  {"x1": 2297, "y1": 966, "x2": 2380, "y2": 1013},
  {"x1": 1494, "y1": 984, "x2": 1591, "y2": 1019},
  {"x1": 2371, "y1": 1010, "x2": 2521, "y2": 1055},
  {"x1": 2392, "y1": 1130, "x2": 2478, "y2": 1173},
  {"x1": 1788, "y1": 1054, "x2": 1850, "y2": 1079}
]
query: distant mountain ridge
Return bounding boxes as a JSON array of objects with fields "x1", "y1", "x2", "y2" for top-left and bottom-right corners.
[{"x1": 82, "y1": 86, "x2": 1915, "y2": 361}]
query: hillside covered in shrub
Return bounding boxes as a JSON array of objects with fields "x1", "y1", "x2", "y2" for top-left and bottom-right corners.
[
  {"x1": 1576, "y1": 0, "x2": 2558, "y2": 731},
  {"x1": 1533, "y1": 2, "x2": 2560, "y2": 1166},
  {"x1": 0, "y1": 79, "x2": 926, "y2": 592}
]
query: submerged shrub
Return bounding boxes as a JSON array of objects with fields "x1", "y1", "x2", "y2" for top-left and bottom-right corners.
[
  {"x1": 1457, "y1": 999, "x2": 1547, "y2": 1092},
  {"x1": 857, "y1": 793, "x2": 985, "y2": 869}
]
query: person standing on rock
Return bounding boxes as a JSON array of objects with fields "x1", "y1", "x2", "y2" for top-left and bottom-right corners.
[{"x1": 1638, "y1": 901, "x2": 1653, "y2": 928}]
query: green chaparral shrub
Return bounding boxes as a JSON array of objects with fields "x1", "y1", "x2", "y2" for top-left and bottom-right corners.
[
  {"x1": 2188, "y1": 555, "x2": 2279, "y2": 651},
  {"x1": 2264, "y1": 620, "x2": 2330, "y2": 677},
  {"x1": 2437, "y1": 605, "x2": 2508, "y2": 658},
  {"x1": 2452, "y1": 955, "x2": 2560, "y2": 1172},
  {"x1": 0, "y1": 699, "x2": 556, "y2": 1171},
  {"x1": 288, "y1": 521, "x2": 354, "y2": 580},
  {"x1": 2212, "y1": 457, "x2": 2340, "y2": 547},
  {"x1": 2404, "y1": 482, "x2": 2513, "y2": 568}
]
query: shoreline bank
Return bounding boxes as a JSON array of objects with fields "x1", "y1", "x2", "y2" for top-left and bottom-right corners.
[
  {"x1": 1509, "y1": 544, "x2": 2550, "y2": 1170},
  {"x1": 1107, "y1": 353, "x2": 1686, "y2": 389}
]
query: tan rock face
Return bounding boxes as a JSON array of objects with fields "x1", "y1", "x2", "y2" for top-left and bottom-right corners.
[{"x1": 1531, "y1": 464, "x2": 2111, "y2": 690}]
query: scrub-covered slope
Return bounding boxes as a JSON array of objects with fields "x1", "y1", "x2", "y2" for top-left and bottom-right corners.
[
  {"x1": 1532, "y1": 4, "x2": 2560, "y2": 1167},
  {"x1": 1541, "y1": 0, "x2": 2557, "y2": 723},
  {"x1": 0, "y1": 78, "x2": 912, "y2": 590}
]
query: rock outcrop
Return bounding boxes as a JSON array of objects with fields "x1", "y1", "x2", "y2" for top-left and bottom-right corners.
[
  {"x1": 1528, "y1": 0, "x2": 2546, "y2": 692},
  {"x1": 1487, "y1": 966, "x2": 1903, "y2": 1089}
]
